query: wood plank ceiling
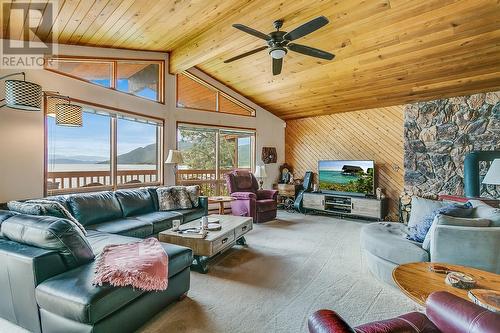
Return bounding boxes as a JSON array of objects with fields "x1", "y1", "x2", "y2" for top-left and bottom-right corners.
[{"x1": 2, "y1": 0, "x2": 500, "y2": 119}]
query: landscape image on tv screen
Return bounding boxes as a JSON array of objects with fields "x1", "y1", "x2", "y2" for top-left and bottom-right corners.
[{"x1": 318, "y1": 160, "x2": 374, "y2": 195}]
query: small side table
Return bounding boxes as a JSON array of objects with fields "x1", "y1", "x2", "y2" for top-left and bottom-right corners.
[
  {"x1": 208, "y1": 196, "x2": 234, "y2": 215},
  {"x1": 392, "y1": 262, "x2": 500, "y2": 306}
]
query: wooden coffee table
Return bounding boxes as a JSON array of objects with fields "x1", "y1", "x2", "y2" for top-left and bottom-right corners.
[
  {"x1": 393, "y1": 262, "x2": 500, "y2": 306},
  {"x1": 158, "y1": 214, "x2": 252, "y2": 273},
  {"x1": 208, "y1": 196, "x2": 234, "y2": 214}
]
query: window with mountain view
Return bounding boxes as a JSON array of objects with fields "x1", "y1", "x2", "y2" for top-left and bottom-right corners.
[
  {"x1": 45, "y1": 57, "x2": 164, "y2": 103},
  {"x1": 177, "y1": 124, "x2": 255, "y2": 196},
  {"x1": 117, "y1": 117, "x2": 161, "y2": 186},
  {"x1": 46, "y1": 105, "x2": 163, "y2": 195}
]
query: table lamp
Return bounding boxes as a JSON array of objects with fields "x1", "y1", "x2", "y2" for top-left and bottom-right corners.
[
  {"x1": 482, "y1": 159, "x2": 500, "y2": 186},
  {"x1": 165, "y1": 150, "x2": 184, "y2": 184},
  {"x1": 254, "y1": 165, "x2": 267, "y2": 190}
]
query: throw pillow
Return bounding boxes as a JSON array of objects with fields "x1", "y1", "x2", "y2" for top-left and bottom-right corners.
[
  {"x1": 157, "y1": 186, "x2": 193, "y2": 211},
  {"x1": 27, "y1": 199, "x2": 87, "y2": 235},
  {"x1": 407, "y1": 197, "x2": 449, "y2": 229},
  {"x1": 422, "y1": 215, "x2": 491, "y2": 251},
  {"x1": 7, "y1": 201, "x2": 44, "y2": 215},
  {"x1": 185, "y1": 185, "x2": 200, "y2": 208},
  {"x1": 407, "y1": 202, "x2": 472, "y2": 243}
]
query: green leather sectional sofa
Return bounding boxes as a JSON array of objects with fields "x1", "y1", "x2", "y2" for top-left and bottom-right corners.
[{"x1": 0, "y1": 187, "x2": 208, "y2": 333}]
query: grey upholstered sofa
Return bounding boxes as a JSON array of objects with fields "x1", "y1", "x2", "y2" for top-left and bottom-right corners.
[
  {"x1": 360, "y1": 199, "x2": 500, "y2": 286},
  {"x1": 0, "y1": 188, "x2": 208, "y2": 333}
]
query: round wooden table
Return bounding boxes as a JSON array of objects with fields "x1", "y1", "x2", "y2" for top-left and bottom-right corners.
[
  {"x1": 208, "y1": 196, "x2": 234, "y2": 215},
  {"x1": 392, "y1": 262, "x2": 500, "y2": 306}
]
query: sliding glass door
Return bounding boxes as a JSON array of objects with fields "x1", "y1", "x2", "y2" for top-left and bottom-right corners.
[{"x1": 177, "y1": 124, "x2": 255, "y2": 196}]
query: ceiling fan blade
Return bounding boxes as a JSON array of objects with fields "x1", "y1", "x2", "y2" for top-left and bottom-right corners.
[
  {"x1": 224, "y1": 46, "x2": 268, "y2": 63},
  {"x1": 283, "y1": 16, "x2": 329, "y2": 41},
  {"x1": 232, "y1": 24, "x2": 271, "y2": 41},
  {"x1": 272, "y1": 57, "x2": 283, "y2": 75},
  {"x1": 287, "y1": 43, "x2": 335, "y2": 60}
]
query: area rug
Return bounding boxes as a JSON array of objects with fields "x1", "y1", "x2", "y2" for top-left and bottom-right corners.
[{"x1": 140, "y1": 212, "x2": 419, "y2": 333}]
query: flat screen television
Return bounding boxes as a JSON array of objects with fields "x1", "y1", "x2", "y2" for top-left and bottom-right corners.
[{"x1": 318, "y1": 160, "x2": 375, "y2": 196}]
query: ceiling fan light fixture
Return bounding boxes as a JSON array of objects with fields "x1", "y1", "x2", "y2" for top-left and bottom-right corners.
[{"x1": 270, "y1": 48, "x2": 287, "y2": 59}]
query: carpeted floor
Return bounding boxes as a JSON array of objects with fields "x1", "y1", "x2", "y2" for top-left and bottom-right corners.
[
  {"x1": 0, "y1": 212, "x2": 419, "y2": 333},
  {"x1": 139, "y1": 212, "x2": 419, "y2": 333}
]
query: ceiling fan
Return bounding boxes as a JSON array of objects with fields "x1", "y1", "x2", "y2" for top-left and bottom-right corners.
[{"x1": 224, "y1": 16, "x2": 335, "y2": 75}]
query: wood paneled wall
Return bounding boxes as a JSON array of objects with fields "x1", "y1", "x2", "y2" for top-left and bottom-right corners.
[{"x1": 285, "y1": 106, "x2": 404, "y2": 219}]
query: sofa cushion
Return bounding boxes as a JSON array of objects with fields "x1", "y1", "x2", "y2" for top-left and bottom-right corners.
[
  {"x1": 69, "y1": 191, "x2": 123, "y2": 226},
  {"x1": 134, "y1": 211, "x2": 183, "y2": 233},
  {"x1": 36, "y1": 235, "x2": 192, "y2": 324},
  {"x1": 257, "y1": 199, "x2": 277, "y2": 213},
  {"x1": 0, "y1": 210, "x2": 16, "y2": 237},
  {"x1": 360, "y1": 222, "x2": 429, "y2": 265},
  {"x1": 114, "y1": 189, "x2": 155, "y2": 217},
  {"x1": 469, "y1": 200, "x2": 500, "y2": 226},
  {"x1": 1, "y1": 214, "x2": 94, "y2": 266},
  {"x1": 422, "y1": 214, "x2": 491, "y2": 251},
  {"x1": 45, "y1": 195, "x2": 72, "y2": 212},
  {"x1": 86, "y1": 218, "x2": 153, "y2": 238},
  {"x1": 175, "y1": 208, "x2": 205, "y2": 223},
  {"x1": 408, "y1": 202, "x2": 473, "y2": 243},
  {"x1": 144, "y1": 186, "x2": 160, "y2": 210}
]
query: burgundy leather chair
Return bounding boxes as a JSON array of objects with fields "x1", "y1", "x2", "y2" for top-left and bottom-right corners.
[
  {"x1": 308, "y1": 291, "x2": 500, "y2": 333},
  {"x1": 224, "y1": 170, "x2": 278, "y2": 223}
]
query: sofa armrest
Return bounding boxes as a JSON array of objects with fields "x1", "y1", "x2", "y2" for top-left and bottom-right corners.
[
  {"x1": 0, "y1": 238, "x2": 71, "y2": 333},
  {"x1": 198, "y1": 196, "x2": 209, "y2": 215},
  {"x1": 426, "y1": 291, "x2": 500, "y2": 333},
  {"x1": 431, "y1": 225, "x2": 500, "y2": 273},
  {"x1": 231, "y1": 192, "x2": 257, "y2": 200},
  {"x1": 257, "y1": 189, "x2": 278, "y2": 200},
  {"x1": 308, "y1": 310, "x2": 355, "y2": 333}
]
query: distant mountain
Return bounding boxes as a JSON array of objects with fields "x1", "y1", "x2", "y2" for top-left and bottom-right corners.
[{"x1": 99, "y1": 143, "x2": 157, "y2": 165}]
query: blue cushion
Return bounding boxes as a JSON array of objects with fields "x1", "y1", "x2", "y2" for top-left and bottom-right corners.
[
  {"x1": 407, "y1": 202, "x2": 473, "y2": 242},
  {"x1": 68, "y1": 191, "x2": 123, "y2": 226}
]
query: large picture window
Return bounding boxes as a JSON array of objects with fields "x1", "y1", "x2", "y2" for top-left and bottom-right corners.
[
  {"x1": 177, "y1": 123, "x2": 255, "y2": 196},
  {"x1": 176, "y1": 72, "x2": 255, "y2": 117},
  {"x1": 46, "y1": 101, "x2": 163, "y2": 195},
  {"x1": 45, "y1": 57, "x2": 164, "y2": 103}
]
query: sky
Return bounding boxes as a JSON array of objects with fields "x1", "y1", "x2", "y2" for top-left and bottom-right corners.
[
  {"x1": 47, "y1": 78, "x2": 158, "y2": 160},
  {"x1": 319, "y1": 160, "x2": 374, "y2": 172}
]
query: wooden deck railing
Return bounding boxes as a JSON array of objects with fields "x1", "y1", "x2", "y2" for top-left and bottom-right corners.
[
  {"x1": 47, "y1": 168, "x2": 250, "y2": 196},
  {"x1": 47, "y1": 169, "x2": 159, "y2": 194},
  {"x1": 177, "y1": 168, "x2": 251, "y2": 196}
]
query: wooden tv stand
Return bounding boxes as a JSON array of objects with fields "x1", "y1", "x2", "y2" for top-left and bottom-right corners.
[{"x1": 302, "y1": 192, "x2": 386, "y2": 220}]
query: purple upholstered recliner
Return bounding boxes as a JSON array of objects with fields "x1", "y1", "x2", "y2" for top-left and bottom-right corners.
[
  {"x1": 308, "y1": 291, "x2": 500, "y2": 333},
  {"x1": 224, "y1": 170, "x2": 278, "y2": 223}
]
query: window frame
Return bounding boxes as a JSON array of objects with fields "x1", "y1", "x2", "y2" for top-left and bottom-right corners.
[
  {"x1": 176, "y1": 121, "x2": 256, "y2": 196},
  {"x1": 44, "y1": 55, "x2": 165, "y2": 104},
  {"x1": 44, "y1": 95, "x2": 164, "y2": 196},
  {"x1": 176, "y1": 72, "x2": 256, "y2": 117}
]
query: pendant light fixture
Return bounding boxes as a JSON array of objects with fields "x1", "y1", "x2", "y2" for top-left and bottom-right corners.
[
  {"x1": 56, "y1": 100, "x2": 83, "y2": 127},
  {"x1": 46, "y1": 95, "x2": 69, "y2": 117},
  {"x1": 0, "y1": 72, "x2": 42, "y2": 111}
]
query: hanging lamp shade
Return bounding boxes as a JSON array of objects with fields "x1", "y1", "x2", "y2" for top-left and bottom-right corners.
[
  {"x1": 4, "y1": 78, "x2": 42, "y2": 111},
  {"x1": 56, "y1": 103, "x2": 83, "y2": 127},
  {"x1": 46, "y1": 96, "x2": 69, "y2": 117}
]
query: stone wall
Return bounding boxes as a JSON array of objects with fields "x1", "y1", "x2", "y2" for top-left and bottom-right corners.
[{"x1": 404, "y1": 91, "x2": 499, "y2": 198}]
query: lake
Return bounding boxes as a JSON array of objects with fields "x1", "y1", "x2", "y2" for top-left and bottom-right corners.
[{"x1": 48, "y1": 164, "x2": 157, "y2": 172}]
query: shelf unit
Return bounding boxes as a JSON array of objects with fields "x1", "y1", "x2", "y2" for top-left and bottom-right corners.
[{"x1": 302, "y1": 192, "x2": 386, "y2": 220}]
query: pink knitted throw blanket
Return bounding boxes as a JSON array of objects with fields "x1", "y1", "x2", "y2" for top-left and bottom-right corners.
[{"x1": 93, "y1": 238, "x2": 168, "y2": 291}]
